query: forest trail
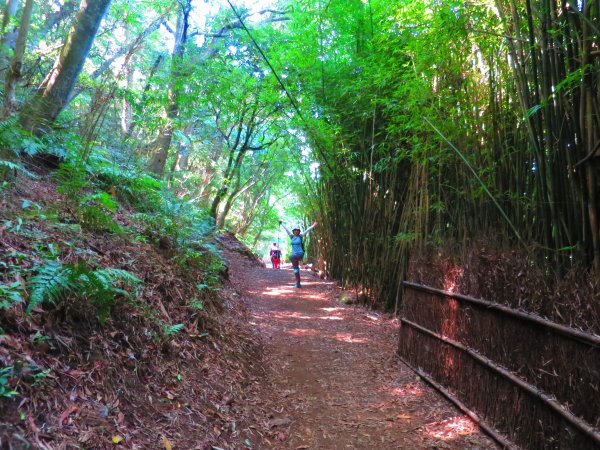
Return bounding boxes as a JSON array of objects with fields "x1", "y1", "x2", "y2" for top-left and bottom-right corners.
[{"x1": 221, "y1": 237, "x2": 499, "y2": 450}]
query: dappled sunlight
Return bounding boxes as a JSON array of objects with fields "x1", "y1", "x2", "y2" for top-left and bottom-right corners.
[
  {"x1": 333, "y1": 332, "x2": 368, "y2": 344},
  {"x1": 260, "y1": 285, "x2": 327, "y2": 299},
  {"x1": 424, "y1": 414, "x2": 480, "y2": 440},
  {"x1": 443, "y1": 264, "x2": 464, "y2": 294},
  {"x1": 442, "y1": 298, "x2": 459, "y2": 341},
  {"x1": 363, "y1": 313, "x2": 381, "y2": 322},
  {"x1": 388, "y1": 383, "x2": 425, "y2": 398},
  {"x1": 222, "y1": 240, "x2": 496, "y2": 450},
  {"x1": 293, "y1": 292, "x2": 329, "y2": 302},
  {"x1": 319, "y1": 315, "x2": 344, "y2": 321},
  {"x1": 257, "y1": 310, "x2": 343, "y2": 322},
  {"x1": 271, "y1": 311, "x2": 315, "y2": 320},
  {"x1": 287, "y1": 328, "x2": 321, "y2": 337},
  {"x1": 263, "y1": 286, "x2": 296, "y2": 296}
]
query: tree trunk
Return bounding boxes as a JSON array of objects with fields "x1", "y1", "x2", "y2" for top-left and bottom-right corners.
[
  {"x1": 2, "y1": 0, "x2": 34, "y2": 118},
  {"x1": 147, "y1": 0, "x2": 191, "y2": 176},
  {"x1": 147, "y1": 122, "x2": 174, "y2": 176},
  {"x1": 125, "y1": 54, "x2": 163, "y2": 142},
  {"x1": 19, "y1": 0, "x2": 112, "y2": 134},
  {"x1": 216, "y1": 177, "x2": 258, "y2": 228},
  {"x1": 121, "y1": 63, "x2": 133, "y2": 135},
  {"x1": 0, "y1": 0, "x2": 19, "y2": 72}
]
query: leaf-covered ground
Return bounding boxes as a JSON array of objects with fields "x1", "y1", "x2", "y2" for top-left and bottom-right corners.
[
  {"x1": 221, "y1": 233, "x2": 499, "y2": 449},
  {"x1": 0, "y1": 180, "x2": 271, "y2": 449},
  {"x1": 1, "y1": 179, "x2": 499, "y2": 449}
]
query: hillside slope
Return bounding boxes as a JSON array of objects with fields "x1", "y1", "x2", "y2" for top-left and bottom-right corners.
[{"x1": 0, "y1": 178, "x2": 272, "y2": 449}]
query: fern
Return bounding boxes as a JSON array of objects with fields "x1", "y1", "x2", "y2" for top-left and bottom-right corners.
[
  {"x1": 56, "y1": 162, "x2": 121, "y2": 232},
  {"x1": 26, "y1": 261, "x2": 141, "y2": 323},
  {"x1": 75, "y1": 265, "x2": 141, "y2": 323},
  {"x1": 27, "y1": 261, "x2": 75, "y2": 313},
  {"x1": 0, "y1": 282, "x2": 24, "y2": 309},
  {"x1": 162, "y1": 323, "x2": 185, "y2": 337},
  {"x1": 56, "y1": 161, "x2": 89, "y2": 199},
  {"x1": 20, "y1": 136, "x2": 45, "y2": 156},
  {"x1": 93, "y1": 268, "x2": 141, "y2": 288},
  {"x1": 77, "y1": 191, "x2": 121, "y2": 232},
  {"x1": 0, "y1": 160, "x2": 37, "y2": 179}
]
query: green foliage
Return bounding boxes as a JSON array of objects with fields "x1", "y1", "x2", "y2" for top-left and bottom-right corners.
[
  {"x1": 162, "y1": 323, "x2": 184, "y2": 337},
  {"x1": 188, "y1": 297, "x2": 204, "y2": 310},
  {"x1": 57, "y1": 161, "x2": 121, "y2": 232},
  {"x1": 133, "y1": 211, "x2": 177, "y2": 243},
  {"x1": 31, "y1": 331, "x2": 49, "y2": 344},
  {"x1": 76, "y1": 266, "x2": 141, "y2": 323},
  {"x1": 0, "y1": 118, "x2": 39, "y2": 181},
  {"x1": 0, "y1": 282, "x2": 25, "y2": 309},
  {"x1": 31, "y1": 368, "x2": 52, "y2": 388},
  {"x1": 0, "y1": 116, "x2": 69, "y2": 163},
  {"x1": 0, "y1": 366, "x2": 18, "y2": 398},
  {"x1": 90, "y1": 157, "x2": 163, "y2": 210},
  {"x1": 27, "y1": 261, "x2": 75, "y2": 313},
  {"x1": 395, "y1": 232, "x2": 418, "y2": 243},
  {"x1": 27, "y1": 261, "x2": 141, "y2": 323},
  {"x1": 0, "y1": 159, "x2": 37, "y2": 179},
  {"x1": 78, "y1": 191, "x2": 121, "y2": 233},
  {"x1": 56, "y1": 161, "x2": 89, "y2": 200}
]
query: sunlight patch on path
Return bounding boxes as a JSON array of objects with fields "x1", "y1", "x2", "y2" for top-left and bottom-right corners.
[
  {"x1": 252, "y1": 311, "x2": 343, "y2": 321},
  {"x1": 332, "y1": 332, "x2": 369, "y2": 344},
  {"x1": 262, "y1": 287, "x2": 294, "y2": 296},
  {"x1": 424, "y1": 414, "x2": 481, "y2": 440},
  {"x1": 387, "y1": 383, "x2": 425, "y2": 398},
  {"x1": 287, "y1": 328, "x2": 321, "y2": 337}
]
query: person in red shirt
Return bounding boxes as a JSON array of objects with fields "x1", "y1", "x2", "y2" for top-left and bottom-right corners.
[{"x1": 270, "y1": 243, "x2": 281, "y2": 269}]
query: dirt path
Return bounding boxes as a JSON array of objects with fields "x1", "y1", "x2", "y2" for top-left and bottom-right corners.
[{"x1": 223, "y1": 244, "x2": 498, "y2": 450}]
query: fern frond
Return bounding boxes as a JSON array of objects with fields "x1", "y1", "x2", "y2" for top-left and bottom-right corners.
[
  {"x1": 0, "y1": 116, "x2": 18, "y2": 134},
  {"x1": 0, "y1": 160, "x2": 37, "y2": 179},
  {"x1": 0, "y1": 282, "x2": 24, "y2": 309},
  {"x1": 26, "y1": 261, "x2": 142, "y2": 323},
  {"x1": 163, "y1": 323, "x2": 185, "y2": 337},
  {"x1": 20, "y1": 136, "x2": 45, "y2": 157},
  {"x1": 27, "y1": 261, "x2": 74, "y2": 313},
  {"x1": 93, "y1": 268, "x2": 141, "y2": 289},
  {"x1": 82, "y1": 267, "x2": 141, "y2": 323}
]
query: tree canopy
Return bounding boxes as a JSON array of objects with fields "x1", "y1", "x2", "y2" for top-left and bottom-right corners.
[{"x1": 0, "y1": 0, "x2": 598, "y2": 313}]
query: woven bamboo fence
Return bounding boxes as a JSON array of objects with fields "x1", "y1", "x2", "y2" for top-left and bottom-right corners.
[{"x1": 398, "y1": 282, "x2": 600, "y2": 450}]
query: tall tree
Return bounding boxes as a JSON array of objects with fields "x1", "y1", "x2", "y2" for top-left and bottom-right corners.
[
  {"x1": 2, "y1": 0, "x2": 34, "y2": 118},
  {"x1": 147, "y1": 0, "x2": 191, "y2": 176},
  {"x1": 0, "y1": 0, "x2": 20, "y2": 72},
  {"x1": 19, "y1": 0, "x2": 112, "y2": 134}
]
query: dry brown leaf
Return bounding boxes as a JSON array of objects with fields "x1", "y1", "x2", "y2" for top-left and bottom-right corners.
[
  {"x1": 268, "y1": 417, "x2": 291, "y2": 428},
  {"x1": 59, "y1": 404, "x2": 79, "y2": 427}
]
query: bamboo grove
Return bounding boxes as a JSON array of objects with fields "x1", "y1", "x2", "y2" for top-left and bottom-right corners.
[{"x1": 282, "y1": 0, "x2": 600, "y2": 309}]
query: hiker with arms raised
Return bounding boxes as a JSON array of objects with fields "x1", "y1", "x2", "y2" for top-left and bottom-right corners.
[{"x1": 279, "y1": 220, "x2": 317, "y2": 288}]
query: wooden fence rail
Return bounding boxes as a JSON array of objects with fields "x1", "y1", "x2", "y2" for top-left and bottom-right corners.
[{"x1": 399, "y1": 281, "x2": 600, "y2": 450}]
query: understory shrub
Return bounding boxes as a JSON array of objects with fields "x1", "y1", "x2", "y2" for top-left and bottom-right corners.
[{"x1": 27, "y1": 260, "x2": 141, "y2": 323}]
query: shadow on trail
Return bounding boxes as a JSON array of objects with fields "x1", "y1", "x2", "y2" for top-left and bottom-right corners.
[{"x1": 229, "y1": 257, "x2": 498, "y2": 449}]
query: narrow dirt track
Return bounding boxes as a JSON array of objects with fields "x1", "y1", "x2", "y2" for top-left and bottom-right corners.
[{"x1": 223, "y1": 244, "x2": 499, "y2": 450}]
